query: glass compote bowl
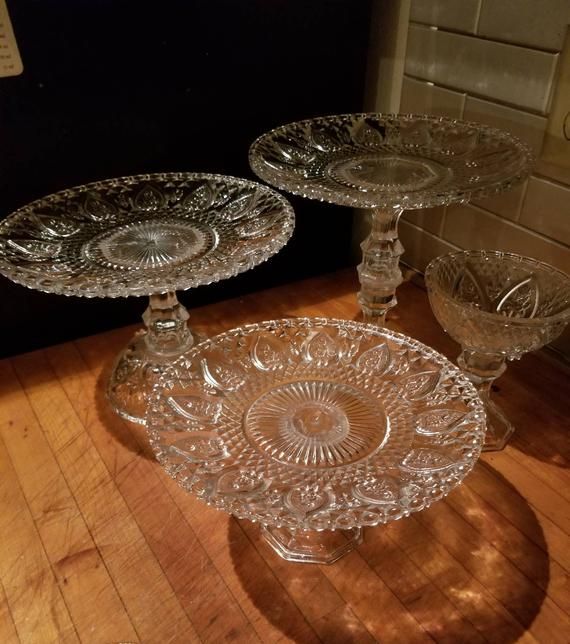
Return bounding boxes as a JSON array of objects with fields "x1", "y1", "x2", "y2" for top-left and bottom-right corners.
[
  {"x1": 146, "y1": 317, "x2": 485, "y2": 564},
  {"x1": 249, "y1": 113, "x2": 532, "y2": 325},
  {"x1": 425, "y1": 250, "x2": 570, "y2": 451},
  {"x1": 0, "y1": 172, "x2": 295, "y2": 424}
]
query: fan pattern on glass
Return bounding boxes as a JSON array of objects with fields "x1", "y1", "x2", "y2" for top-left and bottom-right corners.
[
  {"x1": 146, "y1": 318, "x2": 485, "y2": 531},
  {"x1": 0, "y1": 173, "x2": 295, "y2": 297},
  {"x1": 249, "y1": 113, "x2": 533, "y2": 209},
  {"x1": 426, "y1": 251, "x2": 570, "y2": 358}
]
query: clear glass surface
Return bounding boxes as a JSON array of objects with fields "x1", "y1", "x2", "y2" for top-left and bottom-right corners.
[
  {"x1": 249, "y1": 113, "x2": 533, "y2": 324},
  {"x1": 0, "y1": 172, "x2": 295, "y2": 424},
  {"x1": 147, "y1": 317, "x2": 486, "y2": 563},
  {"x1": 249, "y1": 113, "x2": 532, "y2": 210},
  {"x1": 0, "y1": 172, "x2": 295, "y2": 297},
  {"x1": 426, "y1": 250, "x2": 570, "y2": 450}
]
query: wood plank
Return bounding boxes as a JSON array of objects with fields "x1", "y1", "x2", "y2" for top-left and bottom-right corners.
[
  {"x1": 48, "y1": 339, "x2": 260, "y2": 643},
  {"x1": 319, "y1": 550, "x2": 434, "y2": 643},
  {"x1": 239, "y1": 520, "x2": 377, "y2": 643},
  {"x1": 0, "y1": 360, "x2": 139, "y2": 643},
  {"x1": 383, "y1": 516, "x2": 535, "y2": 644},
  {"x1": 73, "y1": 335, "x2": 317, "y2": 643},
  {"x1": 481, "y1": 452, "x2": 570, "y2": 537},
  {"x1": 465, "y1": 461, "x2": 570, "y2": 572},
  {"x1": 0, "y1": 572, "x2": 21, "y2": 644},
  {"x1": 0, "y1": 431, "x2": 79, "y2": 644},
  {"x1": 1, "y1": 268, "x2": 569, "y2": 642},
  {"x1": 447, "y1": 470, "x2": 570, "y2": 614},
  {"x1": 136, "y1": 461, "x2": 322, "y2": 643},
  {"x1": 414, "y1": 493, "x2": 570, "y2": 643},
  {"x1": 358, "y1": 525, "x2": 487, "y2": 643},
  {"x1": 11, "y1": 351, "x2": 199, "y2": 644}
]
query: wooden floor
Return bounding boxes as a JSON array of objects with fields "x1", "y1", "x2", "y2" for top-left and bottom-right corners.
[{"x1": 1, "y1": 268, "x2": 569, "y2": 644}]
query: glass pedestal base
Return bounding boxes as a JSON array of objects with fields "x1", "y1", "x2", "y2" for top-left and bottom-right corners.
[
  {"x1": 107, "y1": 328, "x2": 205, "y2": 426},
  {"x1": 481, "y1": 398, "x2": 515, "y2": 452},
  {"x1": 107, "y1": 330, "x2": 166, "y2": 425},
  {"x1": 261, "y1": 525, "x2": 363, "y2": 564}
]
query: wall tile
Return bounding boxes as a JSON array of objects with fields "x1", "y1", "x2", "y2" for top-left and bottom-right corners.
[
  {"x1": 478, "y1": 0, "x2": 570, "y2": 52},
  {"x1": 410, "y1": 0, "x2": 481, "y2": 34},
  {"x1": 472, "y1": 183, "x2": 526, "y2": 222},
  {"x1": 402, "y1": 205, "x2": 445, "y2": 236},
  {"x1": 400, "y1": 219, "x2": 459, "y2": 272},
  {"x1": 463, "y1": 96, "x2": 547, "y2": 156},
  {"x1": 443, "y1": 203, "x2": 570, "y2": 273},
  {"x1": 519, "y1": 177, "x2": 570, "y2": 245},
  {"x1": 405, "y1": 24, "x2": 558, "y2": 113},
  {"x1": 462, "y1": 95, "x2": 545, "y2": 220},
  {"x1": 399, "y1": 77, "x2": 465, "y2": 118}
]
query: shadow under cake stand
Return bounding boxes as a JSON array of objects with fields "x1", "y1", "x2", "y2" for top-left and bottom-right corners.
[
  {"x1": 147, "y1": 317, "x2": 486, "y2": 564},
  {"x1": 249, "y1": 113, "x2": 532, "y2": 325},
  {"x1": 0, "y1": 172, "x2": 295, "y2": 424}
]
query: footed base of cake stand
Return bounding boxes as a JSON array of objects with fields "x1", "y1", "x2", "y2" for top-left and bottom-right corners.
[
  {"x1": 261, "y1": 525, "x2": 363, "y2": 564},
  {"x1": 107, "y1": 328, "x2": 207, "y2": 425},
  {"x1": 107, "y1": 291, "x2": 205, "y2": 425}
]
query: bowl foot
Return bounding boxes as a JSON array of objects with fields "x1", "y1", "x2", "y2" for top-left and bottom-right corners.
[{"x1": 482, "y1": 398, "x2": 515, "y2": 451}]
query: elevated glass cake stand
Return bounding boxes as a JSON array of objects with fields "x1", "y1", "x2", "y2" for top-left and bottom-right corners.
[
  {"x1": 0, "y1": 172, "x2": 295, "y2": 424},
  {"x1": 147, "y1": 317, "x2": 486, "y2": 564},
  {"x1": 249, "y1": 113, "x2": 533, "y2": 324}
]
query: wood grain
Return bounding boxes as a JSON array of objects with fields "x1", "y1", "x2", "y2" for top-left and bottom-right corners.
[{"x1": 0, "y1": 268, "x2": 569, "y2": 643}]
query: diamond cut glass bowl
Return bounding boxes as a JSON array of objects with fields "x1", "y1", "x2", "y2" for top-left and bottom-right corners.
[
  {"x1": 147, "y1": 317, "x2": 486, "y2": 564},
  {"x1": 0, "y1": 172, "x2": 295, "y2": 424},
  {"x1": 425, "y1": 250, "x2": 570, "y2": 451},
  {"x1": 250, "y1": 113, "x2": 533, "y2": 324}
]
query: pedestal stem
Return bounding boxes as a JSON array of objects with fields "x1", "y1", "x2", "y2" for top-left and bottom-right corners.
[
  {"x1": 357, "y1": 206, "x2": 404, "y2": 325},
  {"x1": 458, "y1": 349, "x2": 514, "y2": 451},
  {"x1": 143, "y1": 291, "x2": 194, "y2": 356}
]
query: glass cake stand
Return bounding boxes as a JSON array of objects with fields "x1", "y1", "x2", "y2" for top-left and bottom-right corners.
[
  {"x1": 147, "y1": 317, "x2": 486, "y2": 564},
  {"x1": 249, "y1": 113, "x2": 533, "y2": 325},
  {"x1": 0, "y1": 172, "x2": 295, "y2": 424}
]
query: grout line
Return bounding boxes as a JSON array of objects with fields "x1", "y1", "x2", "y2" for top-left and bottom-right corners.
[
  {"x1": 514, "y1": 178, "x2": 529, "y2": 223},
  {"x1": 403, "y1": 73, "x2": 549, "y2": 117},
  {"x1": 473, "y1": 0, "x2": 483, "y2": 35},
  {"x1": 530, "y1": 172, "x2": 570, "y2": 191},
  {"x1": 462, "y1": 201, "x2": 570, "y2": 250},
  {"x1": 409, "y1": 20, "x2": 563, "y2": 55},
  {"x1": 437, "y1": 205, "x2": 446, "y2": 237},
  {"x1": 400, "y1": 216, "x2": 461, "y2": 250}
]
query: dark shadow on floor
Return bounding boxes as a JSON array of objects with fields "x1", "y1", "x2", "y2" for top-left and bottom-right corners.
[{"x1": 228, "y1": 463, "x2": 549, "y2": 643}]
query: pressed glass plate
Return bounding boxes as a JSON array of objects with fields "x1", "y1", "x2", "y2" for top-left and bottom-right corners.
[
  {"x1": 249, "y1": 113, "x2": 533, "y2": 209},
  {"x1": 249, "y1": 113, "x2": 533, "y2": 326},
  {"x1": 147, "y1": 318, "x2": 485, "y2": 544},
  {"x1": 0, "y1": 172, "x2": 295, "y2": 298}
]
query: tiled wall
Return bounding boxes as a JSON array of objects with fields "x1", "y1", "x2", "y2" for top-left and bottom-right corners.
[{"x1": 398, "y1": 0, "x2": 570, "y2": 359}]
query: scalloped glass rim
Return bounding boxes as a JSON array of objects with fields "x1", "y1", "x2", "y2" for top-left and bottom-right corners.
[
  {"x1": 425, "y1": 250, "x2": 570, "y2": 327},
  {"x1": 0, "y1": 171, "x2": 295, "y2": 298},
  {"x1": 146, "y1": 317, "x2": 486, "y2": 531},
  {"x1": 249, "y1": 112, "x2": 534, "y2": 209}
]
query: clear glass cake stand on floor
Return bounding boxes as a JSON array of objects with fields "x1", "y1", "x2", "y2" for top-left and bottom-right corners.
[
  {"x1": 147, "y1": 317, "x2": 486, "y2": 564},
  {"x1": 0, "y1": 172, "x2": 295, "y2": 424},
  {"x1": 249, "y1": 113, "x2": 533, "y2": 325}
]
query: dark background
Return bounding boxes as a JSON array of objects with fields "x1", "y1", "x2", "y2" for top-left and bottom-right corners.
[{"x1": 0, "y1": 0, "x2": 373, "y2": 357}]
